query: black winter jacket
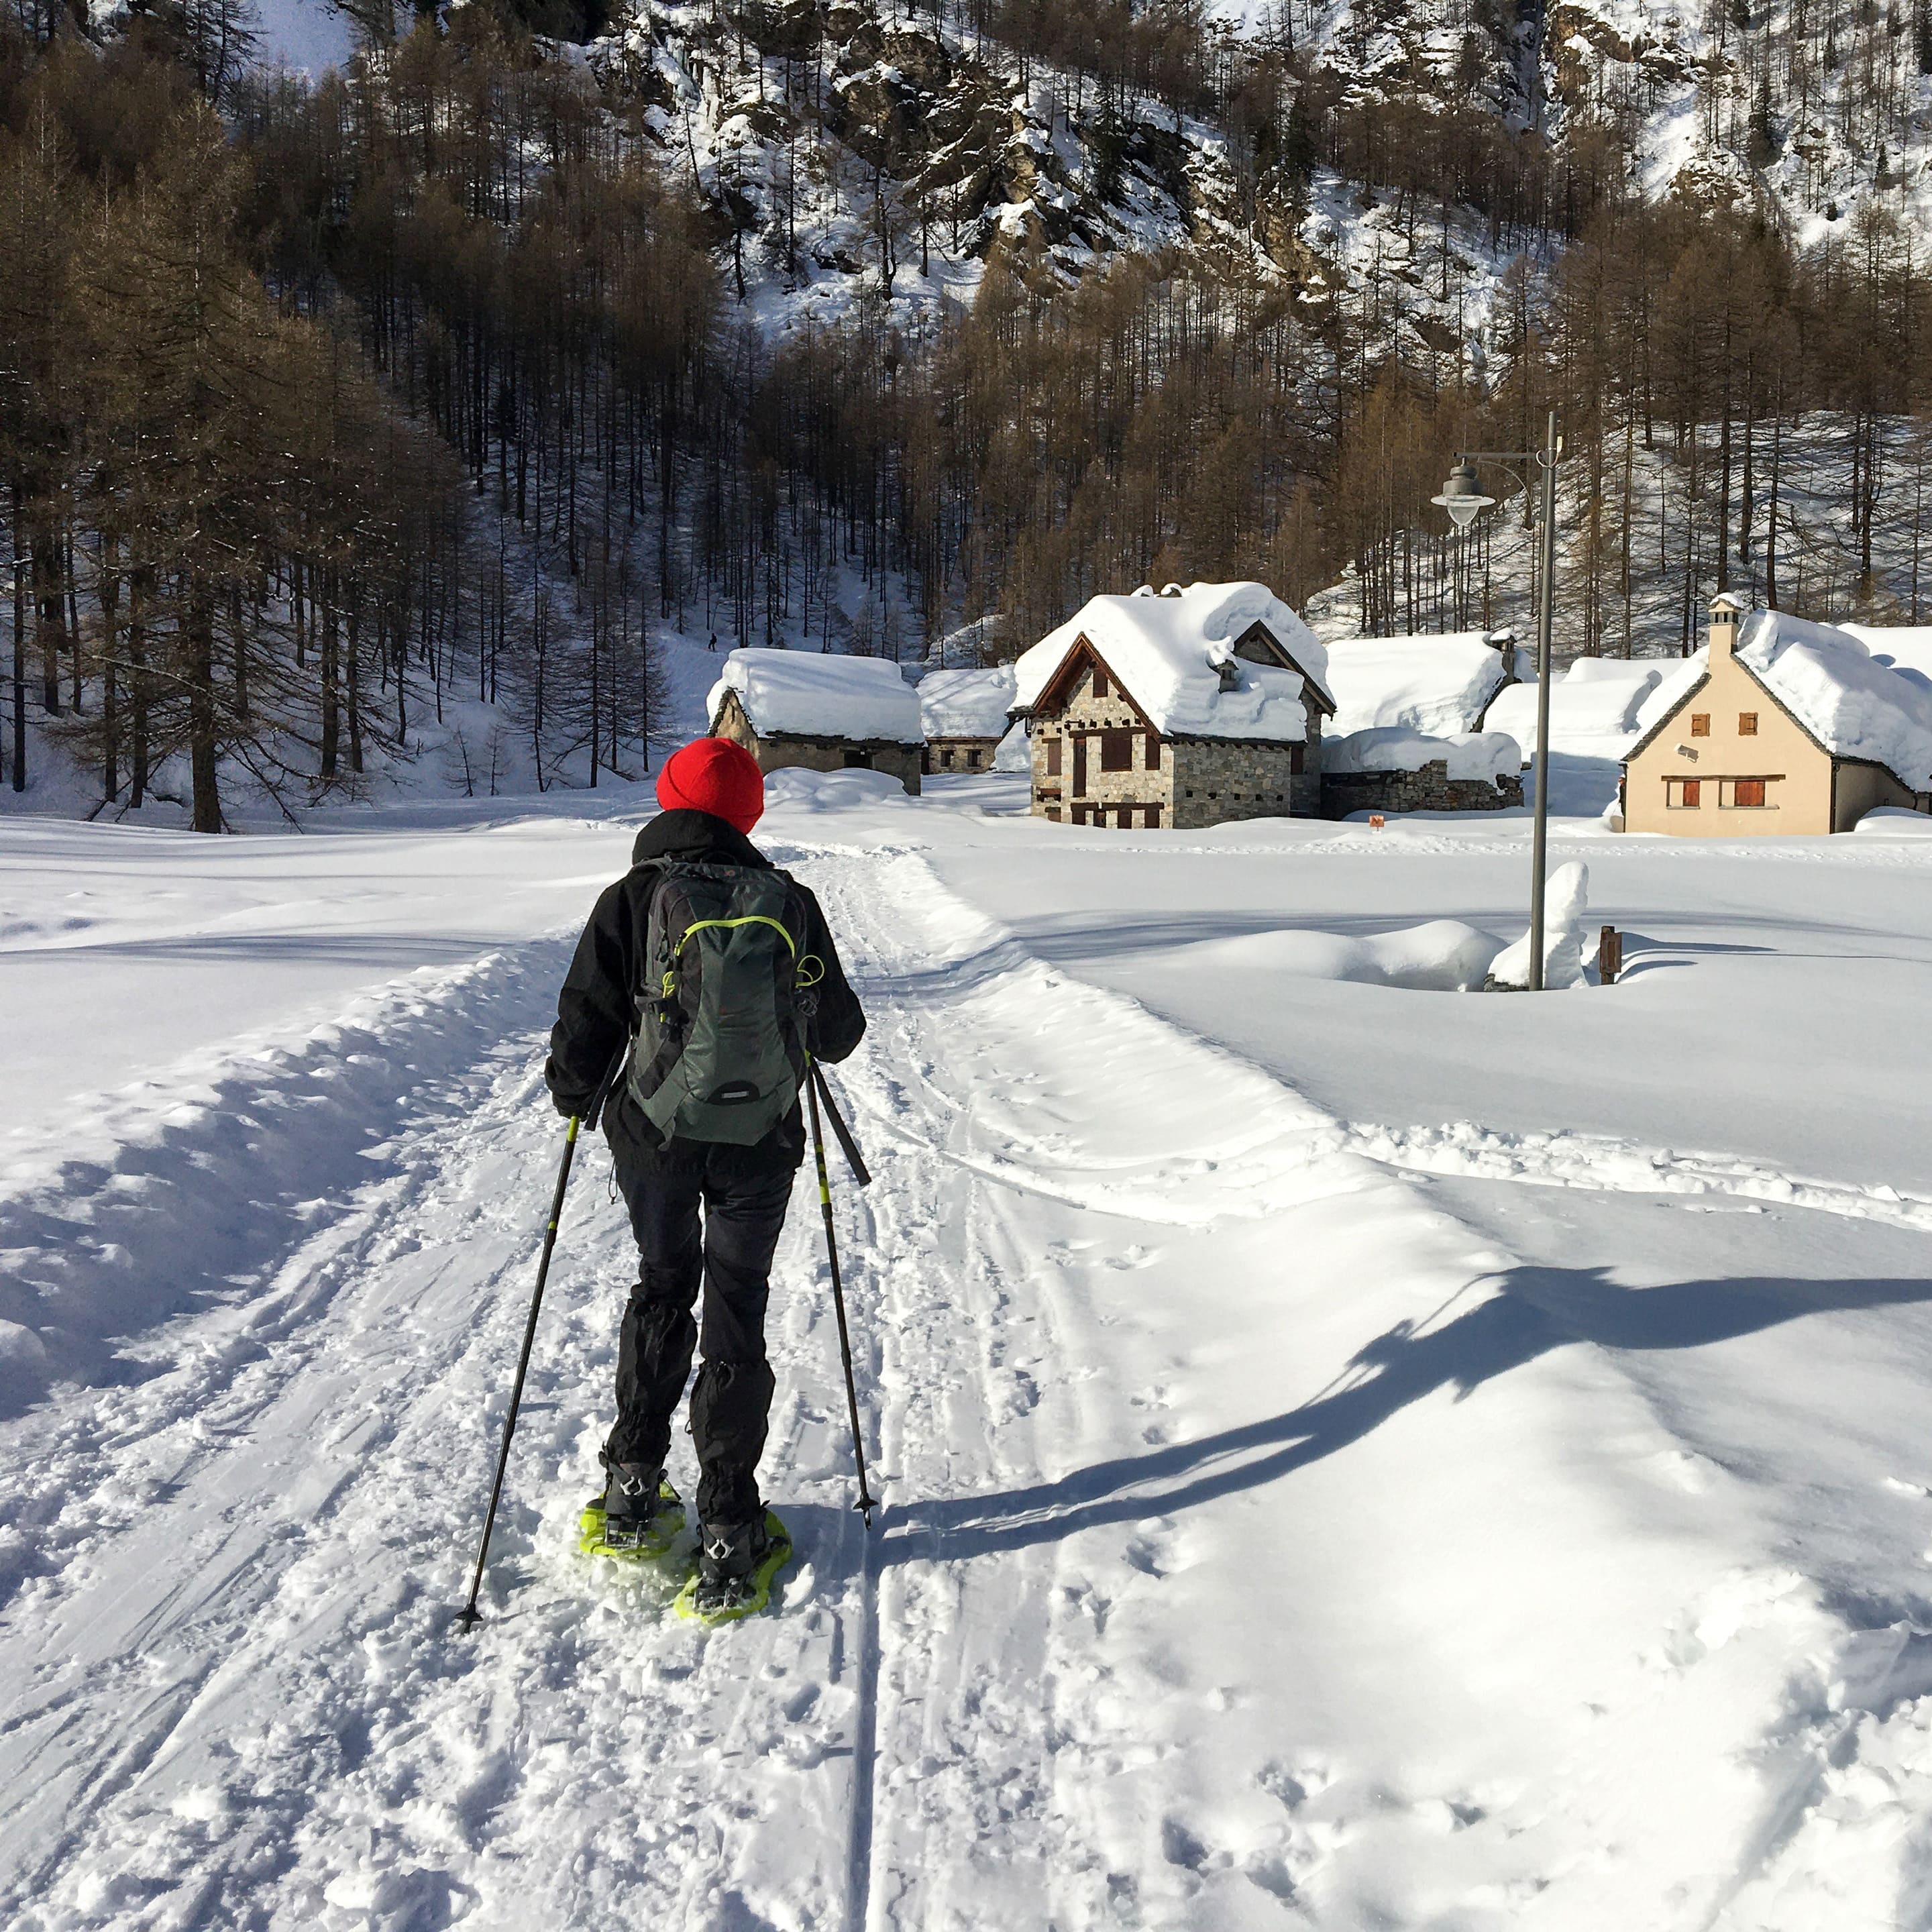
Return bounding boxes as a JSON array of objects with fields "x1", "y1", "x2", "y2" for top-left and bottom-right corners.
[{"x1": 544, "y1": 808, "x2": 866, "y2": 1167}]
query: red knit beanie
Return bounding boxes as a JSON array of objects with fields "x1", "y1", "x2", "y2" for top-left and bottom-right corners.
[{"x1": 656, "y1": 737, "x2": 765, "y2": 834}]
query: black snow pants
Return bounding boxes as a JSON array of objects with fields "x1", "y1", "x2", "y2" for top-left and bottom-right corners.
[{"x1": 606, "y1": 1134, "x2": 798, "y2": 1530}]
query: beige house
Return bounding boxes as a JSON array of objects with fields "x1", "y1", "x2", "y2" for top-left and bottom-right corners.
[
  {"x1": 1622, "y1": 594, "x2": 1932, "y2": 835},
  {"x1": 706, "y1": 648, "x2": 924, "y2": 795},
  {"x1": 1011, "y1": 582, "x2": 1334, "y2": 830}
]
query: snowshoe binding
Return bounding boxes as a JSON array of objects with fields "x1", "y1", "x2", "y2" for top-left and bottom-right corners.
[
  {"x1": 674, "y1": 1510, "x2": 792, "y2": 1626},
  {"x1": 579, "y1": 1463, "x2": 684, "y2": 1560}
]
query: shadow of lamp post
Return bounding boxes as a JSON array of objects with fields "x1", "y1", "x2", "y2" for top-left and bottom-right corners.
[{"x1": 1433, "y1": 411, "x2": 1563, "y2": 990}]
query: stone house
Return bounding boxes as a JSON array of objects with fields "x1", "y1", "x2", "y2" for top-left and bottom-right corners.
[
  {"x1": 707, "y1": 647, "x2": 924, "y2": 795},
  {"x1": 1011, "y1": 582, "x2": 1335, "y2": 830},
  {"x1": 918, "y1": 665, "x2": 1018, "y2": 775},
  {"x1": 1621, "y1": 594, "x2": 1932, "y2": 835}
]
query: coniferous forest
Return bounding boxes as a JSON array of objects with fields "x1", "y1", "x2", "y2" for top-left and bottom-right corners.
[{"x1": 2, "y1": 0, "x2": 1931, "y2": 824}]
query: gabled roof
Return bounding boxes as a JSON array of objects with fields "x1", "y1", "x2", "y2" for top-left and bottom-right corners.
[
  {"x1": 708, "y1": 648, "x2": 923, "y2": 746},
  {"x1": 1012, "y1": 582, "x2": 1334, "y2": 743},
  {"x1": 1324, "y1": 631, "x2": 1511, "y2": 736},
  {"x1": 1623, "y1": 612, "x2": 1932, "y2": 790}
]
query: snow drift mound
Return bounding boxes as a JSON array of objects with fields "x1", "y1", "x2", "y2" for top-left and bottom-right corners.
[{"x1": 1186, "y1": 919, "x2": 1506, "y2": 991}]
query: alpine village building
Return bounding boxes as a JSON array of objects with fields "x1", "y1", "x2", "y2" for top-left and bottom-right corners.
[
  {"x1": 918, "y1": 665, "x2": 1018, "y2": 775},
  {"x1": 707, "y1": 647, "x2": 925, "y2": 795},
  {"x1": 1013, "y1": 582, "x2": 1336, "y2": 830},
  {"x1": 1621, "y1": 595, "x2": 1932, "y2": 835}
]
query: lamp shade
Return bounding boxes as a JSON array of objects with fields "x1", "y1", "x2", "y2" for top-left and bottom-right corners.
[{"x1": 1432, "y1": 460, "x2": 1495, "y2": 531}]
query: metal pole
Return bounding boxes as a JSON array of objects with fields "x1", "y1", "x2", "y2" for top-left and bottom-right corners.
[
  {"x1": 454, "y1": 1114, "x2": 587, "y2": 1631},
  {"x1": 1529, "y1": 410, "x2": 1558, "y2": 993},
  {"x1": 806, "y1": 1060, "x2": 877, "y2": 1526},
  {"x1": 455, "y1": 1051, "x2": 625, "y2": 1632}
]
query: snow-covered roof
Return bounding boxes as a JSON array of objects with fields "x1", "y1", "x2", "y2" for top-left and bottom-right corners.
[
  {"x1": 918, "y1": 665, "x2": 1018, "y2": 739},
  {"x1": 1012, "y1": 582, "x2": 1332, "y2": 743},
  {"x1": 1324, "y1": 727, "x2": 1523, "y2": 782},
  {"x1": 1734, "y1": 610, "x2": 1932, "y2": 788},
  {"x1": 1323, "y1": 632, "x2": 1511, "y2": 737},
  {"x1": 1841, "y1": 625, "x2": 1932, "y2": 693},
  {"x1": 1489, "y1": 658, "x2": 1666, "y2": 763},
  {"x1": 708, "y1": 649, "x2": 923, "y2": 746}
]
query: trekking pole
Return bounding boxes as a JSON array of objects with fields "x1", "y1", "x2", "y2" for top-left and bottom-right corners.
[
  {"x1": 805, "y1": 1057, "x2": 877, "y2": 1527},
  {"x1": 455, "y1": 1051, "x2": 625, "y2": 1633}
]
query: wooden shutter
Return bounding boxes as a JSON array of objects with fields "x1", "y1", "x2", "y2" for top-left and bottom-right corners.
[
  {"x1": 1738, "y1": 712, "x2": 1758, "y2": 735},
  {"x1": 1045, "y1": 735, "x2": 1063, "y2": 777},
  {"x1": 1735, "y1": 777, "x2": 1766, "y2": 807},
  {"x1": 1100, "y1": 728, "x2": 1133, "y2": 771},
  {"x1": 1690, "y1": 714, "x2": 1710, "y2": 737},
  {"x1": 1144, "y1": 731, "x2": 1161, "y2": 771},
  {"x1": 1073, "y1": 734, "x2": 1087, "y2": 795},
  {"x1": 1684, "y1": 777, "x2": 1701, "y2": 806},
  {"x1": 1291, "y1": 742, "x2": 1305, "y2": 775},
  {"x1": 1092, "y1": 664, "x2": 1109, "y2": 698}
]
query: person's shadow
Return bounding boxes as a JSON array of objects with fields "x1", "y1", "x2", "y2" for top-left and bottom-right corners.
[{"x1": 871, "y1": 1263, "x2": 1932, "y2": 1566}]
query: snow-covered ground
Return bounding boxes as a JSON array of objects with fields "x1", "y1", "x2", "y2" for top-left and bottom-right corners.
[{"x1": 7, "y1": 772, "x2": 1932, "y2": 1929}]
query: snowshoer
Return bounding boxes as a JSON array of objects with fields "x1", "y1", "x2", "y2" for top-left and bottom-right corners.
[{"x1": 545, "y1": 736, "x2": 865, "y2": 1616}]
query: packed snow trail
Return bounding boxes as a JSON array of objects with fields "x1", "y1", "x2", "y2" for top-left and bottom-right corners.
[{"x1": 7, "y1": 798, "x2": 1932, "y2": 1928}]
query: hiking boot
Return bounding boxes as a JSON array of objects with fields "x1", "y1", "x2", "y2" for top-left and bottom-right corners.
[
  {"x1": 598, "y1": 1462, "x2": 674, "y2": 1551},
  {"x1": 692, "y1": 1514, "x2": 774, "y2": 1616}
]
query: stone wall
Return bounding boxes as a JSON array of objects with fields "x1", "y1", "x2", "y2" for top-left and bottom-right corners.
[
  {"x1": 1169, "y1": 735, "x2": 1311, "y2": 830},
  {"x1": 1319, "y1": 762, "x2": 1522, "y2": 819},
  {"x1": 754, "y1": 733, "x2": 923, "y2": 795},
  {"x1": 925, "y1": 735, "x2": 1001, "y2": 774},
  {"x1": 1029, "y1": 663, "x2": 1173, "y2": 822}
]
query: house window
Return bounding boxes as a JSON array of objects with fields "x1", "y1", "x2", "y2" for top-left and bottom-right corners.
[
  {"x1": 1045, "y1": 736, "x2": 1063, "y2": 777},
  {"x1": 1666, "y1": 777, "x2": 1702, "y2": 808},
  {"x1": 1045, "y1": 807, "x2": 1062, "y2": 822},
  {"x1": 1144, "y1": 804, "x2": 1163, "y2": 828},
  {"x1": 1291, "y1": 743, "x2": 1305, "y2": 775},
  {"x1": 968, "y1": 749, "x2": 982, "y2": 768},
  {"x1": 1738, "y1": 712, "x2": 1759, "y2": 735},
  {"x1": 1100, "y1": 729, "x2": 1134, "y2": 771},
  {"x1": 1144, "y1": 732, "x2": 1161, "y2": 771},
  {"x1": 1116, "y1": 806, "x2": 1134, "y2": 829},
  {"x1": 1721, "y1": 777, "x2": 1776, "y2": 808},
  {"x1": 1690, "y1": 714, "x2": 1711, "y2": 737},
  {"x1": 843, "y1": 749, "x2": 872, "y2": 769},
  {"x1": 941, "y1": 748, "x2": 955, "y2": 768},
  {"x1": 1092, "y1": 665, "x2": 1110, "y2": 699}
]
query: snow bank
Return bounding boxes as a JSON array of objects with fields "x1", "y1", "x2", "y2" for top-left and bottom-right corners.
[
  {"x1": 1324, "y1": 631, "x2": 1511, "y2": 736},
  {"x1": 708, "y1": 649, "x2": 923, "y2": 745},
  {"x1": 760, "y1": 767, "x2": 918, "y2": 812},
  {"x1": 1488, "y1": 860, "x2": 1591, "y2": 989},
  {"x1": 992, "y1": 720, "x2": 1031, "y2": 773},
  {"x1": 1737, "y1": 610, "x2": 1932, "y2": 790},
  {"x1": 1324, "y1": 726, "x2": 1522, "y2": 781},
  {"x1": 918, "y1": 665, "x2": 1018, "y2": 738},
  {"x1": 1187, "y1": 918, "x2": 1506, "y2": 991},
  {"x1": 1012, "y1": 582, "x2": 1331, "y2": 742}
]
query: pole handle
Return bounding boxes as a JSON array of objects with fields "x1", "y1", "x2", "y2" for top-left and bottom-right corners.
[{"x1": 810, "y1": 1057, "x2": 871, "y2": 1188}]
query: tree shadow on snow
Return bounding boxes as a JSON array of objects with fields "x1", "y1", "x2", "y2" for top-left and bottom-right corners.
[{"x1": 878, "y1": 1265, "x2": 1932, "y2": 1567}]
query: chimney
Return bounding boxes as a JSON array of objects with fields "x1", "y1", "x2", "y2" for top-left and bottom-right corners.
[{"x1": 1708, "y1": 591, "x2": 1744, "y2": 661}]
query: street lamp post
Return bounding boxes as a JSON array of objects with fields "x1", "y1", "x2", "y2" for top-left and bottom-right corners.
[{"x1": 1433, "y1": 411, "x2": 1562, "y2": 991}]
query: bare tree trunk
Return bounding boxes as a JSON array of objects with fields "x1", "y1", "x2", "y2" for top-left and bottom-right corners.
[{"x1": 187, "y1": 578, "x2": 221, "y2": 834}]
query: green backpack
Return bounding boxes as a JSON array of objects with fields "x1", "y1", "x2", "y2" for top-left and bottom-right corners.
[{"x1": 626, "y1": 861, "x2": 814, "y2": 1146}]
